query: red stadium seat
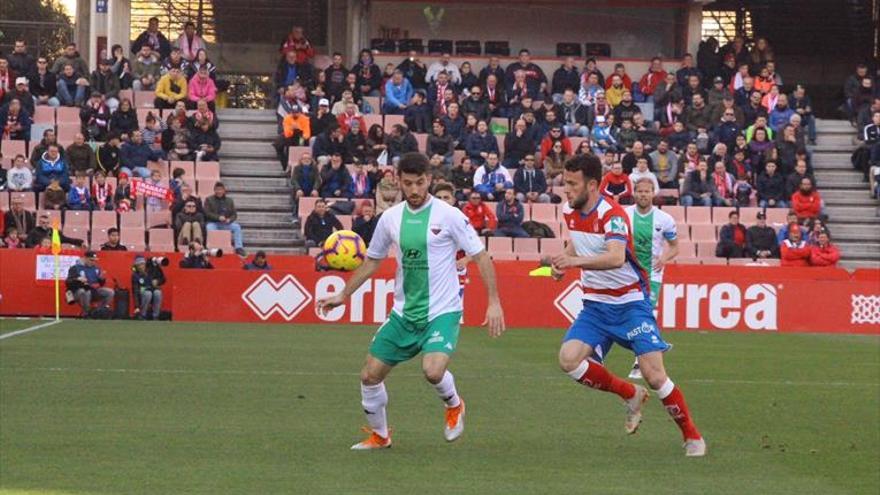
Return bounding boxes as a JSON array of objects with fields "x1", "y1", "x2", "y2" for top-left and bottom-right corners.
[
  {"x1": 363, "y1": 114, "x2": 383, "y2": 132},
  {"x1": 206, "y1": 229, "x2": 232, "y2": 249},
  {"x1": 712, "y1": 206, "x2": 736, "y2": 225},
  {"x1": 516, "y1": 253, "x2": 541, "y2": 262},
  {"x1": 0, "y1": 192, "x2": 8, "y2": 210},
  {"x1": 695, "y1": 241, "x2": 717, "y2": 258},
  {"x1": 674, "y1": 257, "x2": 702, "y2": 265},
  {"x1": 661, "y1": 205, "x2": 686, "y2": 224},
  {"x1": 56, "y1": 123, "x2": 80, "y2": 142},
  {"x1": 690, "y1": 224, "x2": 717, "y2": 242},
  {"x1": 490, "y1": 252, "x2": 517, "y2": 261},
  {"x1": 298, "y1": 197, "x2": 321, "y2": 219},
  {"x1": 676, "y1": 241, "x2": 697, "y2": 258},
  {"x1": 120, "y1": 227, "x2": 145, "y2": 246},
  {"x1": 196, "y1": 180, "x2": 216, "y2": 198},
  {"x1": 1, "y1": 139, "x2": 27, "y2": 158},
  {"x1": 540, "y1": 237, "x2": 565, "y2": 254},
  {"x1": 383, "y1": 114, "x2": 404, "y2": 134},
  {"x1": 133, "y1": 90, "x2": 156, "y2": 108},
  {"x1": 120, "y1": 211, "x2": 145, "y2": 229},
  {"x1": 33, "y1": 106, "x2": 56, "y2": 125},
  {"x1": 56, "y1": 107, "x2": 80, "y2": 124},
  {"x1": 38, "y1": 209, "x2": 62, "y2": 226},
  {"x1": 92, "y1": 228, "x2": 111, "y2": 246},
  {"x1": 148, "y1": 228, "x2": 175, "y2": 252},
  {"x1": 487, "y1": 237, "x2": 513, "y2": 253},
  {"x1": 765, "y1": 208, "x2": 789, "y2": 226},
  {"x1": 530, "y1": 203, "x2": 557, "y2": 222},
  {"x1": 738, "y1": 207, "x2": 763, "y2": 225},
  {"x1": 288, "y1": 146, "x2": 311, "y2": 166},
  {"x1": 676, "y1": 223, "x2": 690, "y2": 241},
  {"x1": 63, "y1": 226, "x2": 90, "y2": 243},
  {"x1": 64, "y1": 210, "x2": 90, "y2": 229},
  {"x1": 547, "y1": 221, "x2": 563, "y2": 238},
  {"x1": 118, "y1": 89, "x2": 133, "y2": 104},
  {"x1": 9, "y1": 191, "x2": 36, "y2": 211},
  {"x1": 147, "y1": 210, "x2": 172, "y2": 228},
  {"x1": 195, "y1": 161, "x2": 221, "y2": 181},
  {"x1": 169, "y1": 160, "x2": 195, "y2": 179},
  {"x1": 148, "y1": 160, "x2": 169, "y2": 178},
  {"x1": 513, "y1": 237, "x2": 539, "y2": 254},
  {"x1": 685, "y1": 207, "x2": 711, "y2": 225}
]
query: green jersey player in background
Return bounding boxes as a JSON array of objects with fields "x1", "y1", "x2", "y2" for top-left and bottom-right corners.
[
  {"x1": 318, "y1": 153, "x2": 506, "y2": 450},
  {"x1": 624, "y1": 178, "x2": 679, "y2": 379}
]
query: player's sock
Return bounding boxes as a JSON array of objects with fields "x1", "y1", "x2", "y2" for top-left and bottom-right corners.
[
  {"x1": 655, "y1": 378, "x2": 701, "y2": 441},
  {"x1": 432, "y1": 370, "x2": 462, "y2": 408},
  {"x1": 360, "y1": 382, "x2": 389, "y2": 438},
  {"x1": 567, "y1": 359, "x2": 636, "y2": 400}
]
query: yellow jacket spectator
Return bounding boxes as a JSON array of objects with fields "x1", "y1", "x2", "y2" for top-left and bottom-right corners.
[{"x1": 154, "y1": 67, "x2": 188, "y2": 109}]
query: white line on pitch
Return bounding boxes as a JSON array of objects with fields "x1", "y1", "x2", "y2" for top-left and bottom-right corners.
[
  {"x1": 0, "y1": 366, "x2": 877, "y2": 388},
  {"x1": 0, "y1": 319, "x2": 62, "y2": 341}
]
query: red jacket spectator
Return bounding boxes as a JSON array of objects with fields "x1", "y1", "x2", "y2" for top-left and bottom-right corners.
[
  {"x1": 599, "y1": 167, "x2": 633, "y2": 200},
  {"x1": 638, "y1": 59, "x2": 667, "y2": 96},
  {"x1": 462, "y1": 201, "x2": 497, "y2": 232},
  {"x1": 791, "y1": 188, "x2": 822, "y2": 220},
  {"x1": 279, "y1": 28, "x2": 314, "y2": 65},
  {"x1": 605, "y1": 72, "x2": 632, "y2": 91},
  {"x1": 780, "y1": 239, "x2": 811, "y2": 267},
  {"x1": 337, "y1": 112, "x2": 367, "y2": 136},
  {"x1": 539, "y1": 134, "x2": 572, "y2": 160},
  {"x1": 809, "y1": 237, "x2": 840, "y2": 267}
]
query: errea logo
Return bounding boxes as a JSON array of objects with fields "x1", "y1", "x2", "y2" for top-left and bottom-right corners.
[{"x1": 242, "y1": 274, "x2": 312, "y2": 321}]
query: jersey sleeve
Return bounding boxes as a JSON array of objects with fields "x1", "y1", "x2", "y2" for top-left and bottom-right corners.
[
  {"x1": 450, "y1": 208, "x2": 486, "y2": 257},
  {"x1": 660, "y1": 212, "x2": 677, "y2": 241},
  {"x1": 602, "y1": 209, "x2": 630, "y2": 244},
  {"x1": 365, "y1": 213, "x2": 393, "y2": 259}
]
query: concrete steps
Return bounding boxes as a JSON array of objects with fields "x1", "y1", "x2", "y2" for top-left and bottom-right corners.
[
  {"x1": 812, "y1": 119, "x2": 880, "y2": 269},
  {"x1": 217, "y1": 109, "x2": 303, "y2": 254}
]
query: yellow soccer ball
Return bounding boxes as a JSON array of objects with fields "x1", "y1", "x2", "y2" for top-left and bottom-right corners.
[{"x1": 322, "y1": 230, "x2": 367, "y2": 271}]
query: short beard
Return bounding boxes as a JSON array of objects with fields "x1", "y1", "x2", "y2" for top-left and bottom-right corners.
[{"x1": 570, "y1": 190, "x2": 589, "y2": 210}]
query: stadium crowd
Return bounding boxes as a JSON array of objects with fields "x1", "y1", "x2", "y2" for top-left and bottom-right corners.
[{"x1": 2, "y1": 25, "x2": 877, "y2": 271}]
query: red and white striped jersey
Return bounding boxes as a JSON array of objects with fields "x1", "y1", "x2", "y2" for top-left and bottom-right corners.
[{"x1": 562, "y1": 197, "x2": 649, "y2": 304}]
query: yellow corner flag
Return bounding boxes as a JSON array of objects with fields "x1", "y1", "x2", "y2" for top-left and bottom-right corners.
[{"x1": 52, "y1": 219, "x2": 62, "y2": 320}]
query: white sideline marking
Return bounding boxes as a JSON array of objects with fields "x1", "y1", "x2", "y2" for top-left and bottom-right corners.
[
  {"x1": 0, "y1": 319, "x2": 62, "y2": 341},
  {"x1": 0, "y1": 366, "x2": 876, "y2": 388}
]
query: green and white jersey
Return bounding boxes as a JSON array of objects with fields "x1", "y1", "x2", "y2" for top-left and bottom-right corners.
[
  {"x1": 625, "y1": 205, "x2": 677, "y2": 285},
  {"x1": 367, "y1": 196, "x2": 485, "y2": 326}
]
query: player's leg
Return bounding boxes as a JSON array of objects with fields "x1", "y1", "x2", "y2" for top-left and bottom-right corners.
[
  {"x1": 420, "y1": 311, "x2": 464, "y2": 441},
  {"x1": 630, "y1": 279, "x2": 662, "y2": 380},
  {"x1": 357, "y1": 354, "x2": 394, "y2": 445},
  {"x1": 638, "y1": 351, "x2": 705, "y2": 456}
]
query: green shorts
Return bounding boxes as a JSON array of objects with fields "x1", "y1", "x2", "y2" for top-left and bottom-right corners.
[
  {"x1": 649, "y1": 280, "x2": 661, "y2": 308},
  {"x1": 368, "y1": 311, "x2": 462, "y2": 366}
]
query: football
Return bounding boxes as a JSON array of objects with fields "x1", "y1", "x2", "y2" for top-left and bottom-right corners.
[{"x1": 322, "y1": 230, "x2": 367, "y2": 271}]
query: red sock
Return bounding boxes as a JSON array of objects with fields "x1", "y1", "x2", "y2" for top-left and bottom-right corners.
[
  {"x1": 576, "y1": 360, "x2": 636, "y2": 400},
  {"x1": 661, "y1": 386, "x2": 701, "y2": 441}
]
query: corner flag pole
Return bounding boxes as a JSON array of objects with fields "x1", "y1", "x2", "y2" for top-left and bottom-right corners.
[{"x1": 51, "y1": 219, "x2": 62, "y2": 321}]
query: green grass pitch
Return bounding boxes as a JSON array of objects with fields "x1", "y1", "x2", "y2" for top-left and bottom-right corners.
[{"x1": 1, "y1": 319, "x2": 878, "y2": 495}]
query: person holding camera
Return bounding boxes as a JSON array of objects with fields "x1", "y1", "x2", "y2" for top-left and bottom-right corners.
[
  {"x1": 131, "y1": 255, "x2": 167, "y2": 320},
  {"x1": 179, "y1": 239, "x2": 219, "y2": 269},
  {"x1": 65, "y1": 251, "x2": 114, "y2": 317}
]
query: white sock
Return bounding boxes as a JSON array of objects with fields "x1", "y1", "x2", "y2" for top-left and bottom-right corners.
[
  {"x1": 655, "y1": 378, "x2": 675, "y2": 399},
  {"x1": 361, "y1": 382, "x2": 388, "y2": 438},
  {"x1": 433, "y1": 370, "x2": 461, "y2": 408},
  {"x1": 566, "y1": 360, "x2": 589, "y2": 381}
]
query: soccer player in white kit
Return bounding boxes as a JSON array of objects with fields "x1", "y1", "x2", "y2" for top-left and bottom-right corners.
[
  {"x1": 625, "y1": 178, "x2": 679, "y2": 379},
  {"x1": 318, "y1": 153, "x2": 506, "y2": 450},
  {"x1": 551, "y1": 155, "x2": 705, "y2": 456}
]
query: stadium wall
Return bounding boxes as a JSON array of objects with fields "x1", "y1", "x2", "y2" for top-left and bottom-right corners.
[{"x1": 2, "y1": 251, "x2": 878, "y2": 334}]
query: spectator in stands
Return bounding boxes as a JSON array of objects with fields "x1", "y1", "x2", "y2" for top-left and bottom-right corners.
[
  {"x1": 590, "y1": 115, "x2": 616, "y2": 155},
  {"x1": 3, "y1": 196, "x2": 34, "y2": 243},
  {"x1": 108, "y1": 98, "x2": 137, "y2": 137},
  {"x1": 612, "y1": 90, "x2": 641, "y2": 125},
  {"x1": 29, "y1": 56, "x2": 60, "y2": 107},
  {"x1": 680, "y1": 160, "x2": 716, "y2": 206},
  {"x1": 51, "y1": 43, "x2": 88, "y2": 77},
  {"x1": 404, "y1": 90, "x2": 432, "y2": 133},
  {"x1": 605, "y1": 74, "x2": 626, "y2": 108},
  {"x1": 558, "y1": 89, "x2": 590, "y2": 138},
  {"x1": 352, "y1": 49, "x2": 381, "y2": 97},
  {"x1": 473, "y1": 152, "x2": 513, "y2": 201},
  {"x1": 746, "y1": 211, "x2": 779, "y2": 259},
  {"x1": 372, "y1": 169, "x2": 400, "y2": 214},
  {"x1": 132, "y1": 45, "x2": 163, "y2": 92},
  {"x1": 618, "y1": 140, "x2": 650, "y2": 173},
  {"x1": 478, "y1": 56, "x2": 505, "y2": 86},
  {"x1": 706, "y1": 76, "x2": 730, "y2": 110},
  {"x1": 290, "y1": 151, "x2": 321, "y2": 217},
  {"x1": 5, "y1": 77, "x2": 34, "y2": 116},
  {"x1": 43, "y1": 177, "x2": 67, "y2": 210},
  {"x1": 273, "y1": 103, "x2": 312, "y2": 169},
  {"x1": 319, "y1": 153, "x2": 353, "y2": 199},
  {"x1": 675, "y1": 53, "x2": 700, "y2": 87},
  {"x1": 66, "y1": 133, "x2": 96, "y2": 175},
  {"x1": 352, "y1": 201, "x2": 379, "y2": 245},
  {"x1": 599, "y1": 162, "x2": 633, "y2": 204},
  {"x1": 465, "y1": 120, "x2": 498, "y2": 166},
  {"x1": 716, "y1": 210, "x2": 746, "y2": 258},
  {"x1": 757, "y1": 161, "x2": 787, "y2": 209},
  {"x1": 768, "y1": 93, "x2": 794, "y2": 133},
  {"x1": 91, "y1": 171, "x2": 113, "y2": 210},
  {"x1": 0, "y1": 57, "x2": 17, "y2": 103},
  {"x1": 174, "y1": 198, "x2": 206, "y2": 247},
  {"x1": 66, "y1": 172, "x2": 91, "y2": 211},
  {"x1": 711, "y1": 160, "x2": 735, "y2": 206},
  {"x1": 99, "y1": 227, "x2": 126, "y2": 251},
  {"x1": 131, "y1": 254, "x2": 165, "y2": 319},
  {"x1": 8, "y1": 155, "x2": 33, "y2": 191},
  {"x1": 386, "y1": 124, "x2": 418, "y2": 164},
  {"x1": 551, "y1": 57, "x2": 580, "y2": 102},
  {"x1": 243, "y1": 251, "x2": 271, "y2": 271},
  {"x1": 175, "y1": 21, "x2": 205, "y2": 62},
  {"x1": 350, "y1": 161, "x2": 373, "y2": 199},
  {"x1": 113, "y1": 173, "x2": 133, "y2": 212},
  {"x1": 649, "y1": 139, "x2": 679, "y2": 189},
  {"x1": 93, "y1": 134, "x2": 119, "y2": 177},
  {"x1": 34, "y1": 143, "x2": 70, "y2": 192},
  {"x1": 188, "y1": 49, "x2": 215, "y2": 81},
  {"x1": 785, "y1": 157, "x2": 813, "y2": 198},
  {"x1": 312, "y1": 124, "x2": 347, "y2": 163},
  {"x1": 154, "y1": 67, "x2": 187, "y2": 110},
  {"x1": 187, "y1": 66, "x2": 216, "y2": 110},
  {"x1": 450, "y1": 157, "x2": 475, "y2": 202},
  {"x1": 132, "y1": 17, "x2": 171, "y2": 59},
  {"x1": 461, "y1": 85, "x2": 490, "y2": 122},
  {"x1": 426, "y1": 52, "x2": 461, "y2": 85},
  {"x1": 323, "y1": 52, "x2": 349, "y2": 103},
  {"x1": 809, "y1": 230, "x2": 840, "y2": 267},
  {"x1": 543, "y1": 140, "x2": 568, "y2": 186},
  {"x1": 748, "y1": 127, "x2": 774, "y2": 175},
  {"x1": 66, "y1": 251, "x2": 113, "y2": 317},
  {"x1": 427, "y1": 70, "x2": 453, "y2": 111},
  {"x1": 774, "y1": 210, "x2": 799, "y2": 243},
  {"x1": 779, "y1": 224, "x2": 810, "y2": 267},
  {"x1": 204, "y1": 182, "x2": 245, "y2": 256},
  {"x1": 578, "y1": 71, "x2": 603, "y2": 107},
  {"x1": 161, "y1": 47, "x2": 189, "y2": 75},
  {"x1": 274, "y1": 51, "x2": 305, "y2": 99},
  {"x1": 502, "y1": 118, "x2": 533, "y2": 168},
  {"x1": 482, "y1": 74, "x2": 506, "y2": 118},
  {"x1": 89, "y1": 59, "x2": 120, "y2": 112},
  {"x1": 0, "y1": 98, "x2": 31, "y2": 141},
  {"x1": 636, "y1": 57, "x2": 666, "y2": 101},
  {"x1": 685, "y1": 93, "x2": 711, "y2": 136},
  {"x1": 493, "y1": 188, "x2": 528, "y2": 238},
  {"x1": 396, "y1": 50, "x2": 427, "y2": 90},
  {"x1": 514, "y1": 153, "x2": 550, "y2": 204},
  {"x1": 303, "y1": 198, "x2": 342, "y2": 247},
  {"x1": 80, "y1": 92, "x2": 111, "y2": 141},
  {"x1": 7, "y1": 39, "x2": 34, "y2": 77},
  {"x1": 305, "y1": 98, "x2": 331, "y2": 137},
  {"x1": 791, "y1": 176, "x2": 823, "y2": 221},
  {"x1": 462, "y1": 191, "x2": 496, "y2": 235},
  {"x1": 27, "y1": 212, "x2": 83, "y2": 248},
  {"x1": 55, "y1": 63, "x2": 88, "y2": 107},
  {"x1": 629, "y1": 157, "x2": 659, "y2": 193},
  {"x1": 189, "y1": 118, "x2": 221, "y2": 162},
  {"x1": 506, "y1": 49, "x2": 547, "y2": 97},
  {"x1": 788, "y1": 84, "x2": 817, "y2": 145},
  {"x1": 383, "y1": 70, "x2": 413, "y2": 115},
  {"x1": 427, "y1": 119, "x2": 454, "y2": 169},
  {"x1": 120, "y1": 130, "x2": 160, "y2": 178},
  {"x1": 279, "y1": 26, "x2": 314, "y2": 64}
]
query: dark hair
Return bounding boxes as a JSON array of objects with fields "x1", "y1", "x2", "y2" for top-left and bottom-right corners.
[
  {"x1": 433, "y1": 183, "x2": 454, "y2": 195},
  {"x1": 519, "y1": 49, "x2": 530, "y2": 55},
  {"x1": 108, "y1": 227, "x2": 119, "y2": 235},
  {"x1": 398, "y1": 152, "x2": 429, "y2": 176},
  {"x1": 728, "y1": 210, "x2": 739, "y2": 218},
  {"x1": 172, "y1": 167, "x2": 186, "y2": 179},
  {"x1": 563, "y1": 154, "x2": 602, "y2": 183}
]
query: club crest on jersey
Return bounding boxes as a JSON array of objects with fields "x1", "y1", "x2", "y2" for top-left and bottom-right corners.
[{"x1": 609, "y1": 216, "x2": 628, "y2": 235}]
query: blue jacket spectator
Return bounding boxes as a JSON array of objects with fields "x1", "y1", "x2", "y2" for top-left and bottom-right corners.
[
  {"x1": 383, "y1": 71, "x2": 413, "y2": 115},
  {"x1": 319, "y1": 157, "x2": 353, "y2": 199},
  {"x1": 494, "y1": 190, "x2": 529, "y2": 238},
  {"x1": 472, "y1": 157, "x2": 513, "y2": 199},
  {"x1": 513, "y1": 163, "x2": 549, "y2": 202},
  {"x1": 465, "y1": 121, "x2": 499, "y2": 165},
  {"x1": 120, "y1": 130, "x2": 161, "y2": 177},
  {"x1": 35, "y1": 145, "x2": 71, "y2": 192},
  {"x1": 769, "y1": 97, "x2": 795, "y2": 133}
]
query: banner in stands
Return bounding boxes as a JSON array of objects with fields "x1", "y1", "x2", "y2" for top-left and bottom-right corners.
[
  {"x1": 34, "y1": 254, "x2": 81, "y2": 281},
  {"x1": 1, "y1": 250, "x2": 878, "y2": 334}
]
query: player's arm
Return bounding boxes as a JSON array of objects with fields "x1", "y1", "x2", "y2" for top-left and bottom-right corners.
[
  {"x1": 471, "y1": 250, "x2": 505, "y2": 337},
  {"x1": 316, "y1": 256, "x2": 383, "y2": 314},
  {"x1": 553, "y1": 239, "x2": 626, "y2": 271},
  {"x1": 656, "y1": 238, "x2": 678, "y2": 271}
]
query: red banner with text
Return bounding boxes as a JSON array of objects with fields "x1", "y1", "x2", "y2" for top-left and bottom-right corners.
[{"x1": 1, "y1": 250, "x2": 878, "y2": 334}]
